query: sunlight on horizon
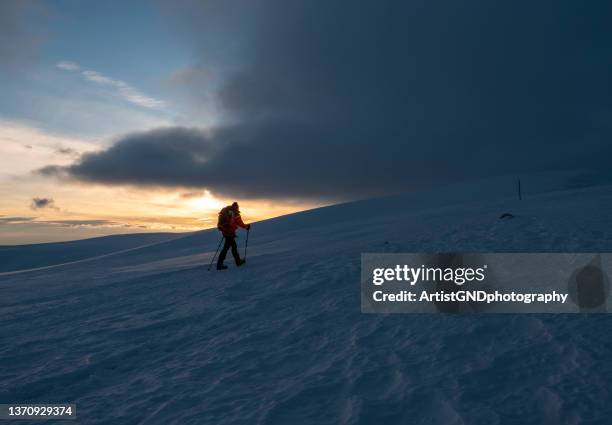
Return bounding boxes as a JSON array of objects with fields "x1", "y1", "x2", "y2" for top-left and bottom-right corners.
[{"x1": 0, "y1": 121, "x2": 323, "y2": 244}]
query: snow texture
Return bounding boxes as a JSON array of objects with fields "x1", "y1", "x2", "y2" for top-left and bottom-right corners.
[{"x1": 1, "y1": 172, "x2": 612, "y2": 424}]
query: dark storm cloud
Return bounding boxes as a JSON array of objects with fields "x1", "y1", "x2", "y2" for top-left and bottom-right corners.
[
  {"x1": 30, "y1": 197, "x2": 57, "y2": 210},
  {"x1": 43, "y1": 1, "x2": 612, "y2": 200}
]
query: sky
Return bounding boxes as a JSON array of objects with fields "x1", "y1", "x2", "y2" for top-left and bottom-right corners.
[{"x1": 1, "y1": 1, "x2": 612, "y2": 244}]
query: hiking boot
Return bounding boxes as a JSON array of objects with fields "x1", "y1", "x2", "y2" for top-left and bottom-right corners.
[
  {"x1": 217, "y1": 264, "x2": 228, "y2": 270},
  {"x1": 236, "y1": 259, "x2": 246, "y2": 267}
]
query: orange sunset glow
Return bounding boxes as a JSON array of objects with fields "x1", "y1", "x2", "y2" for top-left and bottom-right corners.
[{"x1": 0, "y1": 122, "x2": 318, "y2": 244}]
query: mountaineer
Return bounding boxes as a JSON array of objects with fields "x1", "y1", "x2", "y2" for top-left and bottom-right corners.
[{"x1": 216, "y1": 202, "x2": 250, "y2": 270}]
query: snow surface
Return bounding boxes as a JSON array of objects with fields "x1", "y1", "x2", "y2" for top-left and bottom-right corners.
[{"x1": 1, "y1": 172, "x2": 612, "y2": 424}]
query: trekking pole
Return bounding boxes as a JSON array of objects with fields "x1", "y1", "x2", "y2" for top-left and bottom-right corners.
[
  {"x1": 244, "y1": 227, "x2": 250, "y2": 261},
  {"x1": 208, "y1": 236, "x2": 224, "y2": 271}
]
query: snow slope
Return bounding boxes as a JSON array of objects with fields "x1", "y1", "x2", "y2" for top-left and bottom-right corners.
[
  {"x1": 1, "y1": 172, "x2": 612, "y2": 424},
  {"x1": 0, "y1": 233, "x2": 184, "y2": 273}
]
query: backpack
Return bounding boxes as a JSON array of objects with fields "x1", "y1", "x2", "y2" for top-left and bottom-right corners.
[{"x1": 217, "y1": 206, "x2": 232, "y2": 228}]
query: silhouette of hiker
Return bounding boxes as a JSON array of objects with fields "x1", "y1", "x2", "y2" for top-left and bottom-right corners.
[{"x1": 216, "y1": 202, "x2": 250, "y2": 270}]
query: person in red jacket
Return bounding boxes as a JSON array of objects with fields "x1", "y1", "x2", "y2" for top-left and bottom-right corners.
[{"x1": 216, "y1": 202, "x2": 250, "y2": 270}]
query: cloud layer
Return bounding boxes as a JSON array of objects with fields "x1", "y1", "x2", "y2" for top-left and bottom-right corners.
[
  {"x1": 43, "y1": 1, "x2": 612, "y2": 200},
  {"x1": 56, "y1": 61, "x2": 165, "y2": 109},
  {"x1": 30, "y1": 197, "x2": 57, "y2": 210}
]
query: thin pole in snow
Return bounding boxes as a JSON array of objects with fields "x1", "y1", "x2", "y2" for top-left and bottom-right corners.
[
  {"x1": 518, "y1": 178, "x2": 522, "y2": 201},
  {"x1": 244, "y1": 227, "x2": 250, "y2": 260},
  {"x1": 208, "y1": 236, "x2": 224, "y2": 271}
]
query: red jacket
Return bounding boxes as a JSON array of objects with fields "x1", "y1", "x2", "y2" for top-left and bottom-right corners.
[{"x1": 218, "y1": 208, "x2": 247, "y2": 237}]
